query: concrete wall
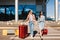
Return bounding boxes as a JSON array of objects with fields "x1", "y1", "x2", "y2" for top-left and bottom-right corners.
[
  {"x1": 0, "y1": 0, "x2": 15, "y2": 5},
  {"x1": 19, "y1": 0, "x2": 36, "y2": 5},
  {"x1": 0, "y1": 0, "x2": 36, "y2": 5},
  {"x1": 36, "y1": 5, "x2": 43, "y2": 12}
]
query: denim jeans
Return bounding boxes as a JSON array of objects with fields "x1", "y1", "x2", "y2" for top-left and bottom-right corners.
[{"x1": 29, "y1": 21, "x2": 34, "y2": 36}]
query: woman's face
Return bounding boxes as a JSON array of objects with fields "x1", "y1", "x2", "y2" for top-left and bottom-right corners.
[
  {"x1": 29, "y1": 10, "x2": 32, "y2": 14},
  {"x1": 39, "y1": 12, "x2": 43, "y2": 17},
  {"x1": 40, "y1": 12, "x2": 43, "y2": 15}
]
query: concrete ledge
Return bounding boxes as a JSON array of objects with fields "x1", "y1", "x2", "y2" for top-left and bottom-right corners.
[
  {"x1": 0, "y1": 27, "x2": 18, "y2": 29},
  {"x1": 25, "y1": 36, "x2": 60, "y2": 39}
]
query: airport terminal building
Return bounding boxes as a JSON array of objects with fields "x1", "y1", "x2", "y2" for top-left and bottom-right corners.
[
  {"x1": 0, "y1": 0, "x2": 58, "y2": 22},
  {"x1": 0, "y1": 0, "x2": 47, "y2": 21}
]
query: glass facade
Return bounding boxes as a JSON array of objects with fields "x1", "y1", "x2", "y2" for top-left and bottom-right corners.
[
  {"x1": 18, "y1": 5, "x2": 36, "y2": 19},
  {"x1": 0, "y1": 5, "x2": 15, "y2": 21},
  {"x1": 0, "y1": 0, "x2": 46, "y2": 21},
  {"x1": 0, "y1": 5, "x2": 36, "y2": 20},
  {"x1": 0, "y1": 8, "x2": 5, "y2": 14}
]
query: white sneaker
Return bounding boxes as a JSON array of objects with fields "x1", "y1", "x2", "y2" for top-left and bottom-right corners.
[
  {"x1": 31, "y1": 35, "x2": 33, "y2": 37},
  {"x1": 31, "y1": 35, "x2": 33, "y2": 39},
  {"x1": 30, "y1": 35, "x2": 33, "y2": 39}
]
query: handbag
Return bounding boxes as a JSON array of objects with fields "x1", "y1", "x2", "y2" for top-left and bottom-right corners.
[{"x1": 41, "y1": 28, "x2": 48, "y2": 35}]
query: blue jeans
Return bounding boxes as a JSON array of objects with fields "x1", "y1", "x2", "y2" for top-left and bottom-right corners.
[{"x1": 29, "y1": 21, "x2": 34, "y2": 36}]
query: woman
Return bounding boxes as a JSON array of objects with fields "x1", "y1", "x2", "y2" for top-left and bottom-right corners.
[
  {"x1": 26, "y1": 10, "x2": 36, "y2": 37},
  {"x1": 38, "y1": 11, "x2": 45, "y2": 37}
]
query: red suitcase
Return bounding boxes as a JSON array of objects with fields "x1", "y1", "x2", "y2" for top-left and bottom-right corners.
[
  {"x1": 19, "y1": 25, "x2": 28, "y2": 39},
  {"x1": 41, "y1": 29, "x2": 48, "y2": 35}
]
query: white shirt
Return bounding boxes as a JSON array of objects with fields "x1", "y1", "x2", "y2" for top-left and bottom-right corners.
[{"x1": 29, "y1": 14, "x2": 34, "y2": 21}]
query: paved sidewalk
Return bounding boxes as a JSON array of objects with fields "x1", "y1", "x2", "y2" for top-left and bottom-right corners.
[{"x1": 0, "y1": 21, "x2": 60, "y2": 40}]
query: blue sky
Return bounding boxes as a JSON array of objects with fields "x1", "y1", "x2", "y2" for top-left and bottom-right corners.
[
  {"x1": 58, "y1": 0, "x2": 60, "y2": 19},
  {"x1": 47, "y1": 0, "x2": 60, "y2": 19},
  {"x1": 47, "y1": 0, "x2": 54, "y2": 17}
]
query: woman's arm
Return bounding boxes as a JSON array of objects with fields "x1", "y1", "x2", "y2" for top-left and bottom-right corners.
[
  {"x1": 25, "y1": 15, "x2": 29, "y2": 22},
  {"x1": 38, "y1": 16, "x2": 40, "y2": 23},
  {"x1": 33, "y1": 14, "x2": 36, "y2": 22}
]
